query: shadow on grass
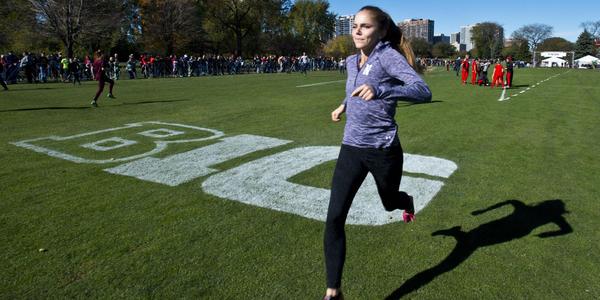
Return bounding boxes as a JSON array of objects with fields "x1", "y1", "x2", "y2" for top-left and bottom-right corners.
[
  {"x1": 398, "y1": 100, "x2": 443, "y2": 107},
  {"x1": 0, "y1": 106, "x2": 90, "y2": 112},
  {"x1": 509, "y1": 84, "x2": 530, "y2": 88},
  {"x1": 120, "y1": 98, "x2": 192, "y2": 105},
  {"x1": 0, "y1": 98, "x2": 192, "y2": 112},
  {"x1": 386, "y1": 199, "x2": 572, "y2": 300},
  {"x1": 5, "y1": 86, "x2": 58, "y2": 91}
]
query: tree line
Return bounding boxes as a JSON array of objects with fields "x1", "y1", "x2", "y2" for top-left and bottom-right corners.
[
  {"x1": 1, "y1": 1, "x2": 598, "y2": 61},
  {"x1": 0, "y1": 0, "x2": 335, "y2": 59}
]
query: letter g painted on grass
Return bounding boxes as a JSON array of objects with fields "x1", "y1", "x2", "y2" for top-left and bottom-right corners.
[{"x1": 202, "y1": 147, "x2": 457, "y2": 225}]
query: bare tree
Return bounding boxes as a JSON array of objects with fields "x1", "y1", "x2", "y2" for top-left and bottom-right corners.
[
  {"x1": 138, "y1": 0, "x2": 202, "y2": 55},
  {"x1": 29, "y1": 0, "x2": 126, "y2": 58},
  {"x1": 580, "y1": 21, "x2": 600, "y2": 39},
  {"x1": 511, "y1": 24, "x2": 553, "y2": 52},
  {"x1": 203, "y1": 0, "x2": 263, "y2": 56},
  {"x1": 203, "y1": 0, "x2": 287, "y2": 56}
]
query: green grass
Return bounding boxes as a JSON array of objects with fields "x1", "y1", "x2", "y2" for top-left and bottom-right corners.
[{"x1": 1, "y1": 68, "x2": 599, "y2": 299}]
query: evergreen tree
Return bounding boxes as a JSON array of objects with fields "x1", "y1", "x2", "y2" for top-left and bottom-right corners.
[{"x1": 574, "y1": 30, "x2": 596, "y2": 58}]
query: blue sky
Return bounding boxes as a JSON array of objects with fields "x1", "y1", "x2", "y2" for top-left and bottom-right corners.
[{"x1": 325, "y1": 0, "x2": 600, "y2": 42}]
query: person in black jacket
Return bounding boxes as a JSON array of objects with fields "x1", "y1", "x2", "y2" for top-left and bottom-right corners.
[
  {"x1": 505, "y1": 56, "x2": 514, "y2": 88},
  {"x1": 69, "y1": 58, "x2": 81, "y2": 85},
  {"x1": 0, "y1": 60, "x2": 8, "y2": 90}
]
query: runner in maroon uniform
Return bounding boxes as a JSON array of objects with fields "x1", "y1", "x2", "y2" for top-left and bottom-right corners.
[{"x1": 91, "y1": 50, "x2": 115, "y2": 107}]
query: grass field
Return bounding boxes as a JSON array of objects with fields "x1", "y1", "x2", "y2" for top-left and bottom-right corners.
[{"x1": 1, "y1": 67, "x2": 599, "y2": 299}]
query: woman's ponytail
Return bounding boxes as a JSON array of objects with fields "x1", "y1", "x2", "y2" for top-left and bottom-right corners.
[{"x1": 397, "y1": 26, "x2": 421, "y2": 73}]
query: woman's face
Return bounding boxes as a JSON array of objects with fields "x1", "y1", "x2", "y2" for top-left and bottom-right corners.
[{"x1": 352, "y1": 11, "x2": 382, "y2": 52}]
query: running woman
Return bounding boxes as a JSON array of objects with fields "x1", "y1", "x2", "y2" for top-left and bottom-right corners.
[
  {"x1": 325, "y1": 6, "x2": 432, "y2": 300},
  {"x1": 505, "y1": 56, "x2": 514, "y2": 88},
  {"x1": 461, "y1": 54, "x2": 470, "y2": 84},
  {"x1": 491, "y1": 59, "x2": 504, "y2": 88},
  {"x1": 91, "y1": 50, "x2": 115, "y2": 107}
]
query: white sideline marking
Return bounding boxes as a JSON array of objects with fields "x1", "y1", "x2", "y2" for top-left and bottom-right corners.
[
  {"x1": 497, "y1": 70, "x2": 571, "y2": 103},
  {"x1": 296, "y1": 80, "x2": 345, "y2": 88},
  {"x1": 498, "y1": 87, "x2": 508, "y2": 101}
]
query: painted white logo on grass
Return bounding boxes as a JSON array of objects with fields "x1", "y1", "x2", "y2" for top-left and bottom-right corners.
[{"x1": 11, "y1": 122, "x2": 458, "y2": 225}]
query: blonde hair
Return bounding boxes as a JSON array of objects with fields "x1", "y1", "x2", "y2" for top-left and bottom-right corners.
[{"x1": 359, "y1": 6, "x2": 422, "y2": 73}]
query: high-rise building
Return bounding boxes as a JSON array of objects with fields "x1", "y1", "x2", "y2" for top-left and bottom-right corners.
[
  {"x1": 451, "y1": 42, "x2": 466, "y2": 52},
  {"x1": 399, "y1": 19, "x2": 435, "y2": 43},
  {"x1": 460, "y1": 24, "x2": 477, "y2": 51},
  {"x1": 335, "y1": 15, "x2": 355, "y2": 37},
  {"x1": 433, "y1": 34, "x2": 450, "y2": 44},
  {"x1": 450, "y1": 32, "x2": 460, "y2": 44}
]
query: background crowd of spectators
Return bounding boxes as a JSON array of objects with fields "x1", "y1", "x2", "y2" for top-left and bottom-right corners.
[{"x1": 1, "y1": 51, "x2": 349, "y2": 85}]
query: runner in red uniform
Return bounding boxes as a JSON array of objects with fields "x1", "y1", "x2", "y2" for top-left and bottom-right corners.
[
  {"x1": 461, "y1": 54, "x2": 470, "y2": 84},
  {"x1": 491, "y1": 59, "x2": 504, "y2": 88},
  {"x1": 471, "y1": 57, "x2": 478, "y2": 85}
]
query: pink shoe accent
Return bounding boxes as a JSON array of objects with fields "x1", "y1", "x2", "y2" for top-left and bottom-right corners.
[
  {"x1": 403, "y1": 211, "x2": 415, "y2": 223},
  {"x1": 402, "y1": 196, "x2": 415, "y2": 223}
]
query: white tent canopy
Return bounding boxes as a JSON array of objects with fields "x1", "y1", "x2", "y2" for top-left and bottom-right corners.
[
  {"x1": 574, "y1": 55, "x2": 599, "y2": 65},
  {"x1": 541, "y1": 57, "x2": 567, "y2": 68}
]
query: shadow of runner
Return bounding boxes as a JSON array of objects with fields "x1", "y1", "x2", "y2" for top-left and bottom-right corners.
[
  {"x1": 120, "y1": 98, "x2": 192, "y2": 105},
  {"x1": 0, "y1": 106, "x2": 90, "y2": 112},
  {"x1": 397, "y1": 100, "x2": 443, "y2": 107},
  {"x1": 0, "y1": 98, "x2": 192, "y2": 112},
  {"x1": 386, "y1": 199, "x2": 573, "y2": 299}
]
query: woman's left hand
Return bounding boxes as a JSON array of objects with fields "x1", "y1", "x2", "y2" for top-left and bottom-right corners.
[{"x1": 351, "y1": 84, "x2": 375, "y2": 101}]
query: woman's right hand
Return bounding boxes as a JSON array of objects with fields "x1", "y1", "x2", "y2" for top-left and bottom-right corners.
[{"x1": 331, "y1": 104, "x2": 345, "y2": 122}]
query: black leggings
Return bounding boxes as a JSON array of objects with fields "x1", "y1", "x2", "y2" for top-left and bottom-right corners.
[
  {"x1": 0, "y1": 75, "x2": 7, "y2": 90},
  {"x1": 324, "y1": 144, "x2": 412, "y2": 288}
]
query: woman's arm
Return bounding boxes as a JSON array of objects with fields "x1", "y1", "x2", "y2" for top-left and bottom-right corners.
[
  {"x1": 374, "y1": 49, "x2": 432, "y2": 102},
  {"x1": 331, "y1": 104, "x2": 345, "y2": 122}
]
